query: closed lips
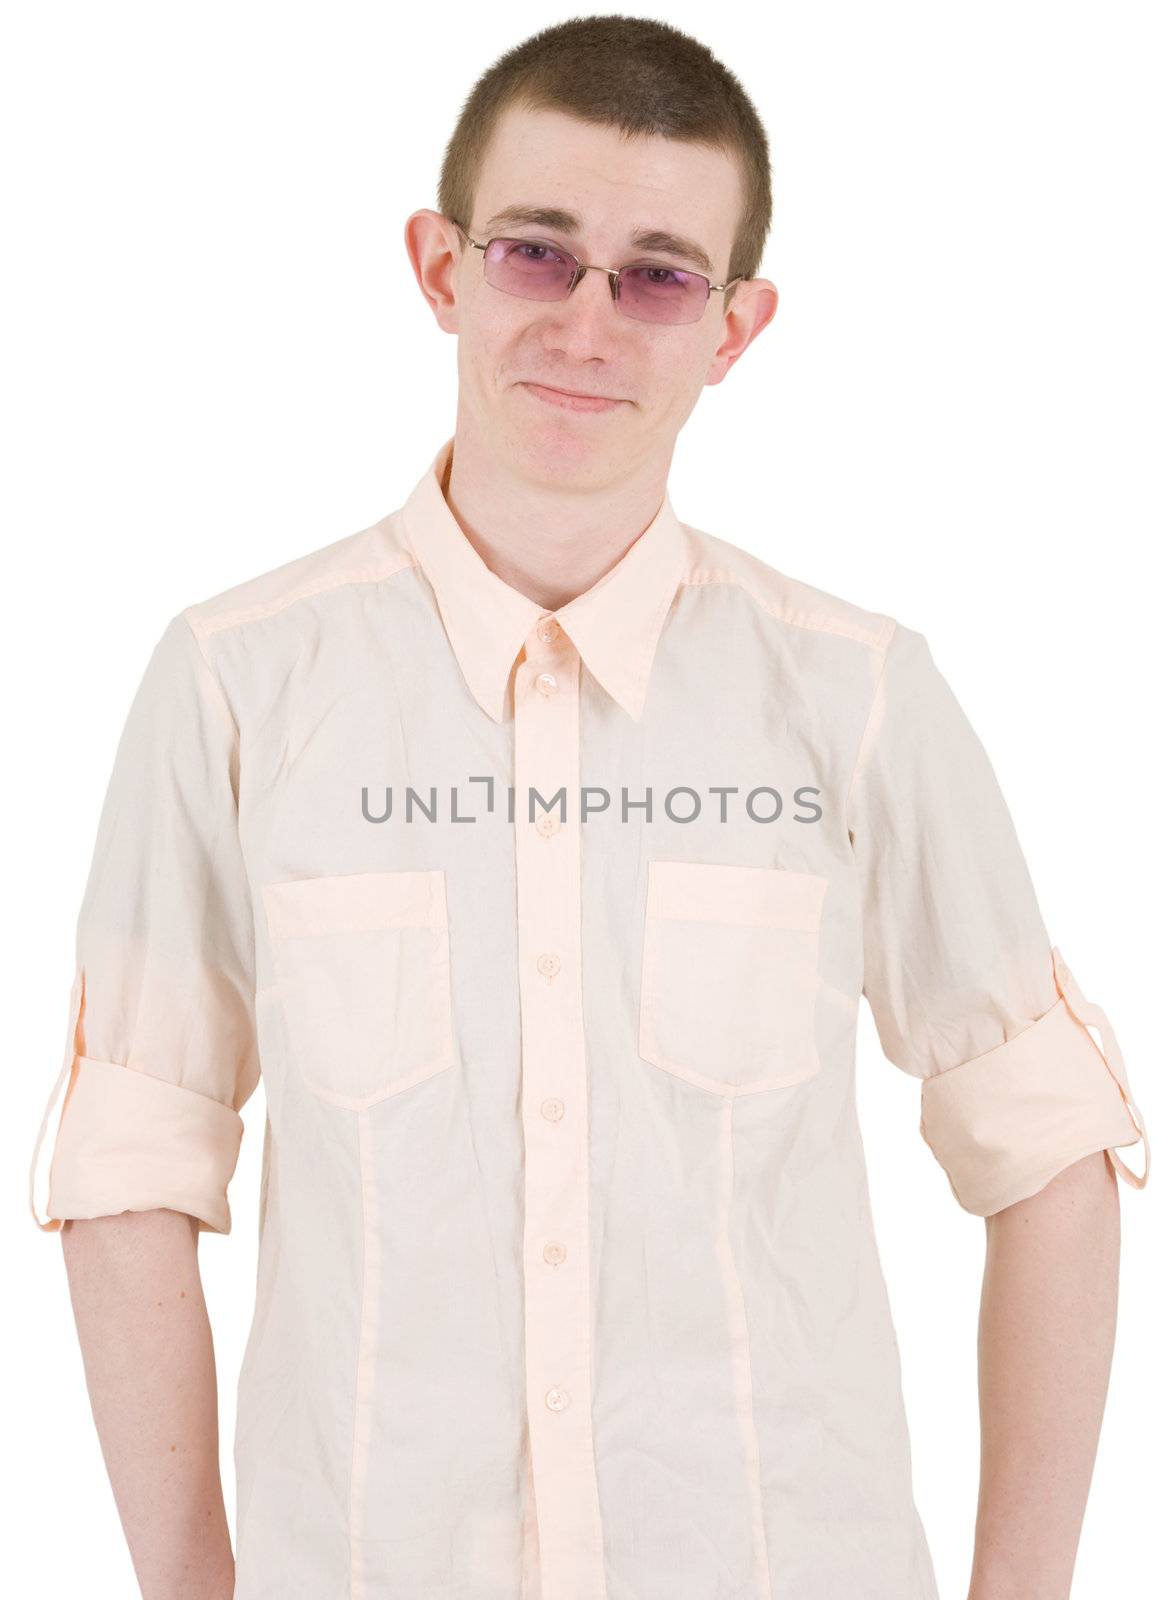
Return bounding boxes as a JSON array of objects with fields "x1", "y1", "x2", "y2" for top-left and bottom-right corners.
[{"x1": 529, "y1": 383, "x2": 615, "y2": 399}]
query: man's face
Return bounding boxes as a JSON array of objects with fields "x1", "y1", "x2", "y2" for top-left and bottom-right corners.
[{"x1": 444, "y1": 103, "x2": 754, "y2": 488}]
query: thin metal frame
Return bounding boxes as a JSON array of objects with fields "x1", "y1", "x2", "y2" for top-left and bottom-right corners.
[{"x1": 448, "y1": 219, "x2": 743, "y2": 315}]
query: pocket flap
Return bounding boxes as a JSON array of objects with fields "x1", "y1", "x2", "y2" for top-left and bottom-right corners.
[
  {"x1": 263, "y1": 870, "x2": 446, "y2": 938},
  {"x1": 648, "y1": 860, "x2": 826, "y2": 929}
]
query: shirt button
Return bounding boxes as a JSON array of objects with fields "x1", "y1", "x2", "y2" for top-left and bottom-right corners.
[
  {"x1": 535, "y1": 814, "x2": 561, "y2": 838},
  {"x1": 544, "y1": 1387, "x2": 570, "y2": 1413},
  {"x1": 543, "y1": 1241, "x2": 567, "y2": 1267},
  {"x1": 535, "y1": 671, "x2": 559, "y2": 697},
  {"x1": 537, "y1": 952, "x2": 561, "y2": 979},
  {"x1": 537, "y1": 618, "x2": 560, "y2": 644},
  {"x1": 540, "y1": 1097, "x2": 565, "y2": 1122}
]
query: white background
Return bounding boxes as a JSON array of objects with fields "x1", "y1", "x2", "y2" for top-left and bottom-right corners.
[{"x1": 5, "y1": 4, "x2": 1171, "y2": 1595}]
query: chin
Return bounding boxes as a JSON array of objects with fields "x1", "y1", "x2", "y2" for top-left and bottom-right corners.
[{"x1": 507, "y1": 415, "x2": 623, "y2": 487}]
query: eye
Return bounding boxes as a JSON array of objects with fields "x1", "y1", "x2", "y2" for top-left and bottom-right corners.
[
  {"x1": 632, "y1": 266, "x2": 690, "y2": 290},
  {"x1": 508, "y1": 240, "x2": 571, "y2": 266}
]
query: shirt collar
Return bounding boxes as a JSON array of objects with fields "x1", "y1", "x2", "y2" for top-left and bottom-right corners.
[{"x1": 400, "y1": 437, "x2": 688, "y2": 724}]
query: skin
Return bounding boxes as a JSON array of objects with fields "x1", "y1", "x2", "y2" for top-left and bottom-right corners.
[
  {"x1": 61, "y1": 101, "x2": 1124, "y2": 1598},
  {"x1": 61, "y1": 1209, "x2": 234, "y2": 1600},
  {"x1": 967, "y1": 1149, "x2": 1123, "y2": 1600}
]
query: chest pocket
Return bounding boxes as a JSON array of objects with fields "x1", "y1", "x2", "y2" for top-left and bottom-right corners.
[
  {"x1": 638, "y1": 860, "x2": 828, "y2": 1097},
  {"x1": 262, "y1": 870, "x2": 455, "y2": 1109}
]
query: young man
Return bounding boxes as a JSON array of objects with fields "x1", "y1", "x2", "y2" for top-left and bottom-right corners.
[{"x1": 29, "y1": 17, "x2": 1149, "y2": 1600}]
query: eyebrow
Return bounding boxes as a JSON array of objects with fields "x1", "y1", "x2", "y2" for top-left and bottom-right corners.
[{"x1": 481, "y1": 205, "x2": 717, "y2": 278}]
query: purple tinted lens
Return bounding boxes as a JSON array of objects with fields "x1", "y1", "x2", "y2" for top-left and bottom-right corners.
[
  {"x1": 485, "y1": 237, "x2": 576, "y2": 301},
  {"x1": 618, "y1": 265, "x2": 709, "y2": 324}
]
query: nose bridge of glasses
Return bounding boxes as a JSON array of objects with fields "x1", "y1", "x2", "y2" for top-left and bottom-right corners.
[{"x1": 574, "y1": 260, "x2": 620, "y2": 301}]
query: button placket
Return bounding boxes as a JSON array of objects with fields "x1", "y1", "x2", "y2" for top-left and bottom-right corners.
[{"x1": 512, "y1": 624, "x2": 607, "y2": 1596}]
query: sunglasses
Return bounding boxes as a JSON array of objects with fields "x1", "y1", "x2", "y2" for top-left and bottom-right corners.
[{"x1": 449, "y1": 219, "x2": 743, "y2": 326}]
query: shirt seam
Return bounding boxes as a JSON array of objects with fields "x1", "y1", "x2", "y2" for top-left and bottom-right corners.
[
  {"x1": 681, "y1": 567, "x2": 892, "y2": 651},
  {"x1": 181, "y1": 609, "x2": 242, "y2": 742},
  {"x1": 844, "y1": 612, "x2": 899, "y2": 836},
  {"x1": 187, "y1": 552, "x2": 421, "y2": 645}
]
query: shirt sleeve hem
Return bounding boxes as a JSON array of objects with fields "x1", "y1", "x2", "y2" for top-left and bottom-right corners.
[
  {"x1": 939, "y1": 1136, "x2": 1139, "y2": 1218},
  {"x1": 41, "y1": 1055, "x2": 245, "y2": 1236},
  {"x1": 918, "y1": 951, "x2": 1148, "y2": 1217}
]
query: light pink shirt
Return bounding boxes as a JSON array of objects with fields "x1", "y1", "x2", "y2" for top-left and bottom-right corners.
[{"x1": 30, "y1": 436, "x2": 1149, "y2": 1599}]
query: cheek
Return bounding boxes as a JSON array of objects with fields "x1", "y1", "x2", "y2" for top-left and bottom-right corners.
[
  {"x1": 639, "y1": 342, "x2": 710, "y2": 411},
  {"x1": 460, "y1": 310, "x2": 534, "y2": 385}
]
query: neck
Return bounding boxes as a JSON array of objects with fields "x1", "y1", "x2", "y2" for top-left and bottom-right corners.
[{"x1": 443, "y1": 419, "x2": 671, "y2": 611}]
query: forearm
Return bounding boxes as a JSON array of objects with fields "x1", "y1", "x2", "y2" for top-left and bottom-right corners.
[
  {"x1": 967, "y1": 1148, "x2": 1121, "y2": 1600},
  {"x1": 61, "y1": 1208, "x2": 234, "y2": 1600}
]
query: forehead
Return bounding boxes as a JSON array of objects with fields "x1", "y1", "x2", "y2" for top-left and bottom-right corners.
[{"x1": 472, "y1": 102, "x2": 742, "y2": 267}]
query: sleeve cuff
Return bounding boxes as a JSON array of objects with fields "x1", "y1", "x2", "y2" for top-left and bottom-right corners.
[
  {"x1": 32, "y1": 1055, "x2": 246, "y2": 1236},
  {"x1": 919, "y1": 946, "x2": 1150, "y2": 1216}
]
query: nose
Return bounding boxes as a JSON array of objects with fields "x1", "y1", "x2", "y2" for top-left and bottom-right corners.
[{"x1": 541, "y1": 264, "x2": 622, "y2": 357}]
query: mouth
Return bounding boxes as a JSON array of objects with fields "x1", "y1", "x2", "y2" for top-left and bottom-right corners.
[{"x1": 521, "y1": 382, "x2": 626, "y2": 414}]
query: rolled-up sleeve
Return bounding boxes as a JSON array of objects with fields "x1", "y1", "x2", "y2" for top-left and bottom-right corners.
[
  {"x1": 29, "y1": 611, "x2": 259, "y2": 1236},
  {"x1": 848, "y1": 619, "x2": 1149, "y2": 1217}
]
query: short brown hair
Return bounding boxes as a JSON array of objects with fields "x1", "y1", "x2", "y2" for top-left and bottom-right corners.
[{"x1": 437, "y1": 15, "x2": 772, "y2": 306}]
